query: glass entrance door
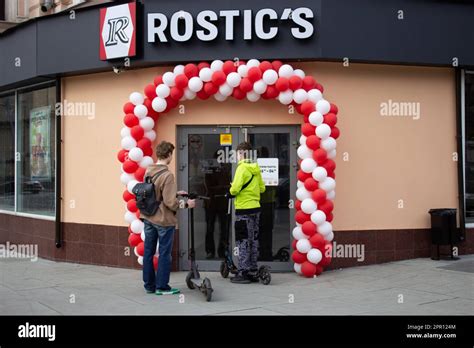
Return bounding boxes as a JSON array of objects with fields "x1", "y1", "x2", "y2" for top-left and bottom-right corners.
[{"x1": 177, "y1": 126, "x2": 298, "y2": 271}]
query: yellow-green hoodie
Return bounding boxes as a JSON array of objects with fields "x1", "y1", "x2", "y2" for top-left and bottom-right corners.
[{"x1": 230, "y1": 159, "x2": 266, "y2": 211}]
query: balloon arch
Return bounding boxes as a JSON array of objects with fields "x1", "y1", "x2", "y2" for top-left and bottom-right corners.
[{"x1": 118, "y1": 59, "x2": 339, "y2": 278}]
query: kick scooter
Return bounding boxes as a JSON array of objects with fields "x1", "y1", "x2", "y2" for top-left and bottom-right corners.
[{"x1": 178, "y1": 193, "x2": 214, "y2": 301}]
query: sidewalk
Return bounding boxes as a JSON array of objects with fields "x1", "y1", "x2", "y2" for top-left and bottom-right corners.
[{"x1": 1, "y1": 255, "x2": 472, "y2": 315}]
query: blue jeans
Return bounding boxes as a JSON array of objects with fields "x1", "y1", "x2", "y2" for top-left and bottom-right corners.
[{"x1": 143, "y1": 219, "x2": 175, "y2": 291}]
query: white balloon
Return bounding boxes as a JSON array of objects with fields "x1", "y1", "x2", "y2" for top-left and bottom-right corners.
[
  {"x1": 219, "y1": 83, "x2": 233, "y2": 97},
  {"x1": 162, "y1": 72, "x2": 176, "y2": 87},
  {"x1": 129, "y1": 92, "x2": 144, "y2": 105},
  {"x1": 237, "y1": 64, "x2": 248, "y2": 77},
  {"x1": 301, "y1": 158, "x2": 317, "y2": 173},
  {"x1": 328, "y1": 150, "x2": 337, "y2": 159},
  {"x1": 121, "y1": 127, "x2": 131, "y2": 138},
  {"x1": 296, "y1": 187, "x2": 311, "y2": 201},
  {"x1": 152, "y1": 97, "x2": 167, "y2": 112},
  {"x1": 319, "y1": 177, "x2": 336, "y2": 192},
  {"x1": 139, "y1": 156, "x2": 154, "y2": 168},
  {"x1": 318, "y1": 222, "x2": 333, "y2": 236},
  {"x1": 127, "y1": 180, "x2": 139, "y2": 194},
  {"x1": 137, "y1": 256, "x2": 143, "y2": 266},
  {"x1": 308, "y1": 89, "x2": 323, "y2": 103},
  {"x1": 327, "y1": 190, "x2": 336, "y2": 200},
  {"x1": 253, "y1": 80, "x2": 267, "y2": 95},
  {"x1": 156, "y1": 84, "x2": 170, "y2": 98},
  {"x1": 294, "y1": 263, "x2": 302, "y2": 274},
  {"x1": 226, "y1": 72, "x2": 241, "y2": 88},
  {"x1": 262, "y1": 69, "x2": 278, "y2": 85},
  {"x1": 131, "y1": 219, "x2": 144, "y2": 234},
  {"x1": 120, "y1": 172, "x2": 134, "y2": 185},
  {"x1": 128, "y1": 147, "x2": 144, "y2": 162},
  {"x1": 121, "y1": 136, "x2": 136, "y2": 150},
  {"x1": 316, "y1": 99, "x2": 331, "y2": 115},
  {"x1": 134, "y1": 104, "x2": 148, "y2": 119},
  {"x1": 312, "y1": 166, "x2": 328, "y2": 182},
  {"x1": 321, "y1": 137, "x2": 337, "y2": 152},
  {"x1": 145, "y1": 130, "x2": 157, "y2": 142},
  {"x1": 199, "y1": 67, "x2": 213, "y2": 82},
  {"x1": 246, "y1": 59, "x2": 260, "y2": 68},
  {"x1": 247, "y1": 91, "x2": 260, "y2": 102},
  {"x1": 173, "y1": 64, "x2": 185, "y2": 75},
  {"x1": 297, "y1": 180, "x2": 304, "y2": 188},
  {"x1": 140, "y1": 231, "x2": 146, "y2": 242},
  {"x1": 299, "y1": 135, "x2": 307, "y2": 146},
  {"x1": 324, "y1": 231, "x2": 334, "y2": 242},
  {"x1": 297, "y1": 145, "x2": 313, "y2": 159},
  {"x1": 214, "y1": 93, "x2": 227, "y2": 102},
  {"x1": 307, "y1": 248, "x2": 322, "y2": 264},
  {"x1": 301, "y1": 198, "x2": 317, "y2": 214},
  {"x1": 293, "y1": 69, "x2": 305, "y2": 78},
  {"x1": 293, "y1": 89, "x2": 308, "y2": 104},
  {"x1": 292, "y1": 226, "x2": 309, "y2": 240},
  {"x1": 296, "y1": 239, "x2": 312, "y2": 253},
  {"x1": 278, "y1": 90, "x2": 293, "y2": 105},
  {"x1": 316, "y1": 124, "x2": 331, "y2": 140},
  {"x1": 210, "y1": 60, "x2": 224, "y2": 71},
  {"x1": 184, "y1": 88, "x2": 196, "y2": 100},
  {"x1": 188, "y1": 77, "x2": 204, "y2": 92},
  {"x1": 125, "y1": 211, "x2": 137, "y2": 223},
  {"x1": 278, "y1": 64, "x2": 294, "y2": 78},
  {"x1": 309, "y1": 111, "x2": 324, "y2": 126},
  {"x1": 311, "y1": 210, "x2": 327, "y2": 225},
  {"x1": 139, "y1": 117, "x2": 155, "y2": 131}
]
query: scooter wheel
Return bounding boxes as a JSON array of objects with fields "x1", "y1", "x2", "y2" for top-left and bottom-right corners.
[
  {"x1": 185, "y1": 271, "x2": 195, "y2": 290},
  {"x1": 259, "y1": 266, "x2": 271, "y2": 285},
  {"x1": 220, "y1": 261, "x2": 229, "y2": 278},
  {"x1": 203, "y1": 278, "x2": 213, "y2": 302}
]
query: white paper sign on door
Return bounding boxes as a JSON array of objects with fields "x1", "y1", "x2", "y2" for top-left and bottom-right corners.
[{"x1": 257, "y1": 158, "x2": 279, "y2": 186}]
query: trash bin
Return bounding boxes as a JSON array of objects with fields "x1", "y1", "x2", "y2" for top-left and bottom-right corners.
[{"x1": 428, "y1": 208, "x2": 459, "y2": 260}]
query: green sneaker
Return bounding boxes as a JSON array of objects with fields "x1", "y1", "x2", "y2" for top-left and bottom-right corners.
[{"x1": 156, "y1": 288, "x2": 180, "y2": 296}]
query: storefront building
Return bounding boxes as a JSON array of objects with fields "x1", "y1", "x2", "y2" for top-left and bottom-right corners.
[{"x1": 0, "y1": 0, "x2": 473, "y2": 272}]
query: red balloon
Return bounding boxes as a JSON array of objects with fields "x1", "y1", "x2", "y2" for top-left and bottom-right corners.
[
  {"x1": 312, "y1": 189, "x2": 326, "y2": 204},
  {"x1": 123, "y1": 160, "x2": 138, "y2": 174},
  {"x1": 128, "y1": 233, "x2": 142, "y2": 248},
  {"x1": 320, "y1": 253, "x2": 332, "y2": 267},
  {"x1": 309, "y1": 233, "x2": 326, "y2": 251},
  {"x1": 153, "y1": 75, "x2": 163, "y2": 86},
  {"x1": 322, "y1": 159, "x2": 336, "y2": 173},
  {"x1": 136, "y1": 242, "x2": 145, "y2": 257},
  {"x1": 315, "y1": 265, "x2": 324, "y2": 276},
  {"x1": 331, "y1": 126, "x2": 340, "y2": 139},
  {"x1": 117, "y1": 149, "x2": 129, "y2": 163},
  {"x1": 319, "y1": 200, "x2": 334, "y2": 214},
  {"x1": 239, "y1": 78, "x2": 253, "y2": 93},
  {"x1": 170, "y1": 86, "x2": 184, "y2": 101},
  {"x1": 143, "y1": 98, "x2": 160, "y2": 121},
  {"x1": 304, "y1": 178, "x2": 318, "y2": 192},
  {"x1": 153, "y1": 255, "x2": 159, "y2": 271},
  {"x1": 197, "y1": 89, "x2": 210, "y2": 100},
  {"x1": 247, "y1": 67, "x2": 262, "y2": 83},
  {"x1": 222, "y1": 60, "x2": 237, "y2": 74},
  {"x1": 197, "y1": 62, "x2": 210, "y2": 70},
  {"x1": 127, "y1": 199, "x2": 138, "y2": 213},
  {"x1": 211, "y1": 71, "x2": 226, "y2": 86},
  {"x1": 301, "y1": 123, "x2": 316, "y2": 137},
  {"x1": 295, "y1": 210, "x2": 311, "y2": 224},
  {"x1": 259, "y1": 61, "x2": 273, "y2": 72},
  {"x1": 134, "y1": 167, "x2": 146, "y2": 181},
  {"x1": 297, "y1": 170, "x2": 312, "y2": 182},
  {"x1": 324, "y1": 113, "x2": 338, "y2": 127},
  {"x1": 123, "y1": 190, "x2": 135, "y2": 202},
  {"x1": 291, "y1": 239, "x2": 298, "y2": 250},
  {"x1": 289, "y1": 76, "x2": 303, "y2": 90},
  {"x1": 328, "y1": 171, "x2": 336, "y2": 179},
  {"x1": 166, "y1": 96, "x2": 179, "y2": 110},
  {"x1": 135, "y1": 210, "x2": 141, "y2": 219},
  {"x1": 175, "y1": 74, "x2": 189, "y2": 89},
  {"x1": 272, "y1": 60, "x2": 283, "y2": 71},
  {"x1": 295, "y1": 199, "x2": 302, "y2": 211},
  {"x1": 144, "y1": 84, "x2": 157, "y2": 100},
  {"x1": 184, "y1": 64, "x2": 199, "y2": 78},
  {"x1": 302, "y1": 221, "x2": 316, "y2": 236},
  {"x1": 263, "y1": 85, "x2": 279, "y2": 99},
  {"x1": 143, "y1": 147, "x2": 153, "y2": 157},
  {"x1": 123, "y1": 102, "x2": 135, "y2": 114},
  {"x1": 124, "y1": 114, "x2": 139, "y2": 127},
  {"x1": 137, "y1": 138, "x2": 152, "y2": 151},
  {"x1": 302, "y1": 76, "x2": 316, "y2": 91},
  {"x1": 301, "y1": 261, "x2": 317, "y2": 277},
  {"x1": 232, "y1": 88, "x2": 246, "y2": 100},
  {"x1": 330, "y1": 103, "x2": 338, "y2": 115},
  {"x1": 306, "y1": 135, "x2": 320, "y2": 150},
  {"x1": 275, "y1": 77, "x2": 289, "y2": 91},
  {"x1": 313, "y1": 149, "x2": 328, "y2": 164},
  {"x1": 204, "y1": 82, "x2": 218, "y2": 95},
  {"x1": 131, "y1": 126, "x2": 144, "y2": 141},
  {"x1": 301, "y1": 101, "x2": 316, "y2": 115},
  {"x1": 315, "y1": 83, "x2": 324, "y2": 93},
  {"x1": 326, "y1": 212, "x2": 334, "y2": 222},
  {"x1": 292, "y1": 250, "x2": 307, "y2": 264}
]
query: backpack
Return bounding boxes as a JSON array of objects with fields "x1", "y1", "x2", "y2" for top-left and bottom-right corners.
[{"x1": 132, "y1": 171, "x2": 165, "y2": 216}]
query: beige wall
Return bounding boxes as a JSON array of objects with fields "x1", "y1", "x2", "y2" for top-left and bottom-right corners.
[{"x1": 61, "y1": 62, "x2": 457, "y2": 230}]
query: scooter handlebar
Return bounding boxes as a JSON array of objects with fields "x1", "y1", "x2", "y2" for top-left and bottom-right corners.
[{"x1": 176, "y1": 192, "x2": 210, "y2": 200}]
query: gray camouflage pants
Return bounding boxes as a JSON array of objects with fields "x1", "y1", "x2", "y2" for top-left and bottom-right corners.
[{"x1": 235, "y1": 212, "x2": 260, "y2": 274}]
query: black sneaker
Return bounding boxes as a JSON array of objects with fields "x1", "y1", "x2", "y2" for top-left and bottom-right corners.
[
  {"x1": 230, "y1": 274, "x2": 251, "y2": 284},
  {"x1": 247, "y1": 270, "x2": 259, "y2": 283}
]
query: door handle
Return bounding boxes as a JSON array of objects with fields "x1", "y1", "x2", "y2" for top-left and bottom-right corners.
[
  {"x1": 179, "y1": 142, "x2": 187, "y2": 150},
  {"x1": 179, "y1": 163, "x2": 187, "y2": 171}
]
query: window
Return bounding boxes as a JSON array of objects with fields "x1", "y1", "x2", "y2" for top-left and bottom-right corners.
[
  {"x1": 0, "y1": 93, "x2": 15, "y2": 211},
  {"x1": 464, "y1": 72, "x2": 474, "y2": 222}
]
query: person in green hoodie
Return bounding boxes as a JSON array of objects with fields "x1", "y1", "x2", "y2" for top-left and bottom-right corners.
[{"x1": 227, "y1": 142, "x2": 265, "y2": 284}]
